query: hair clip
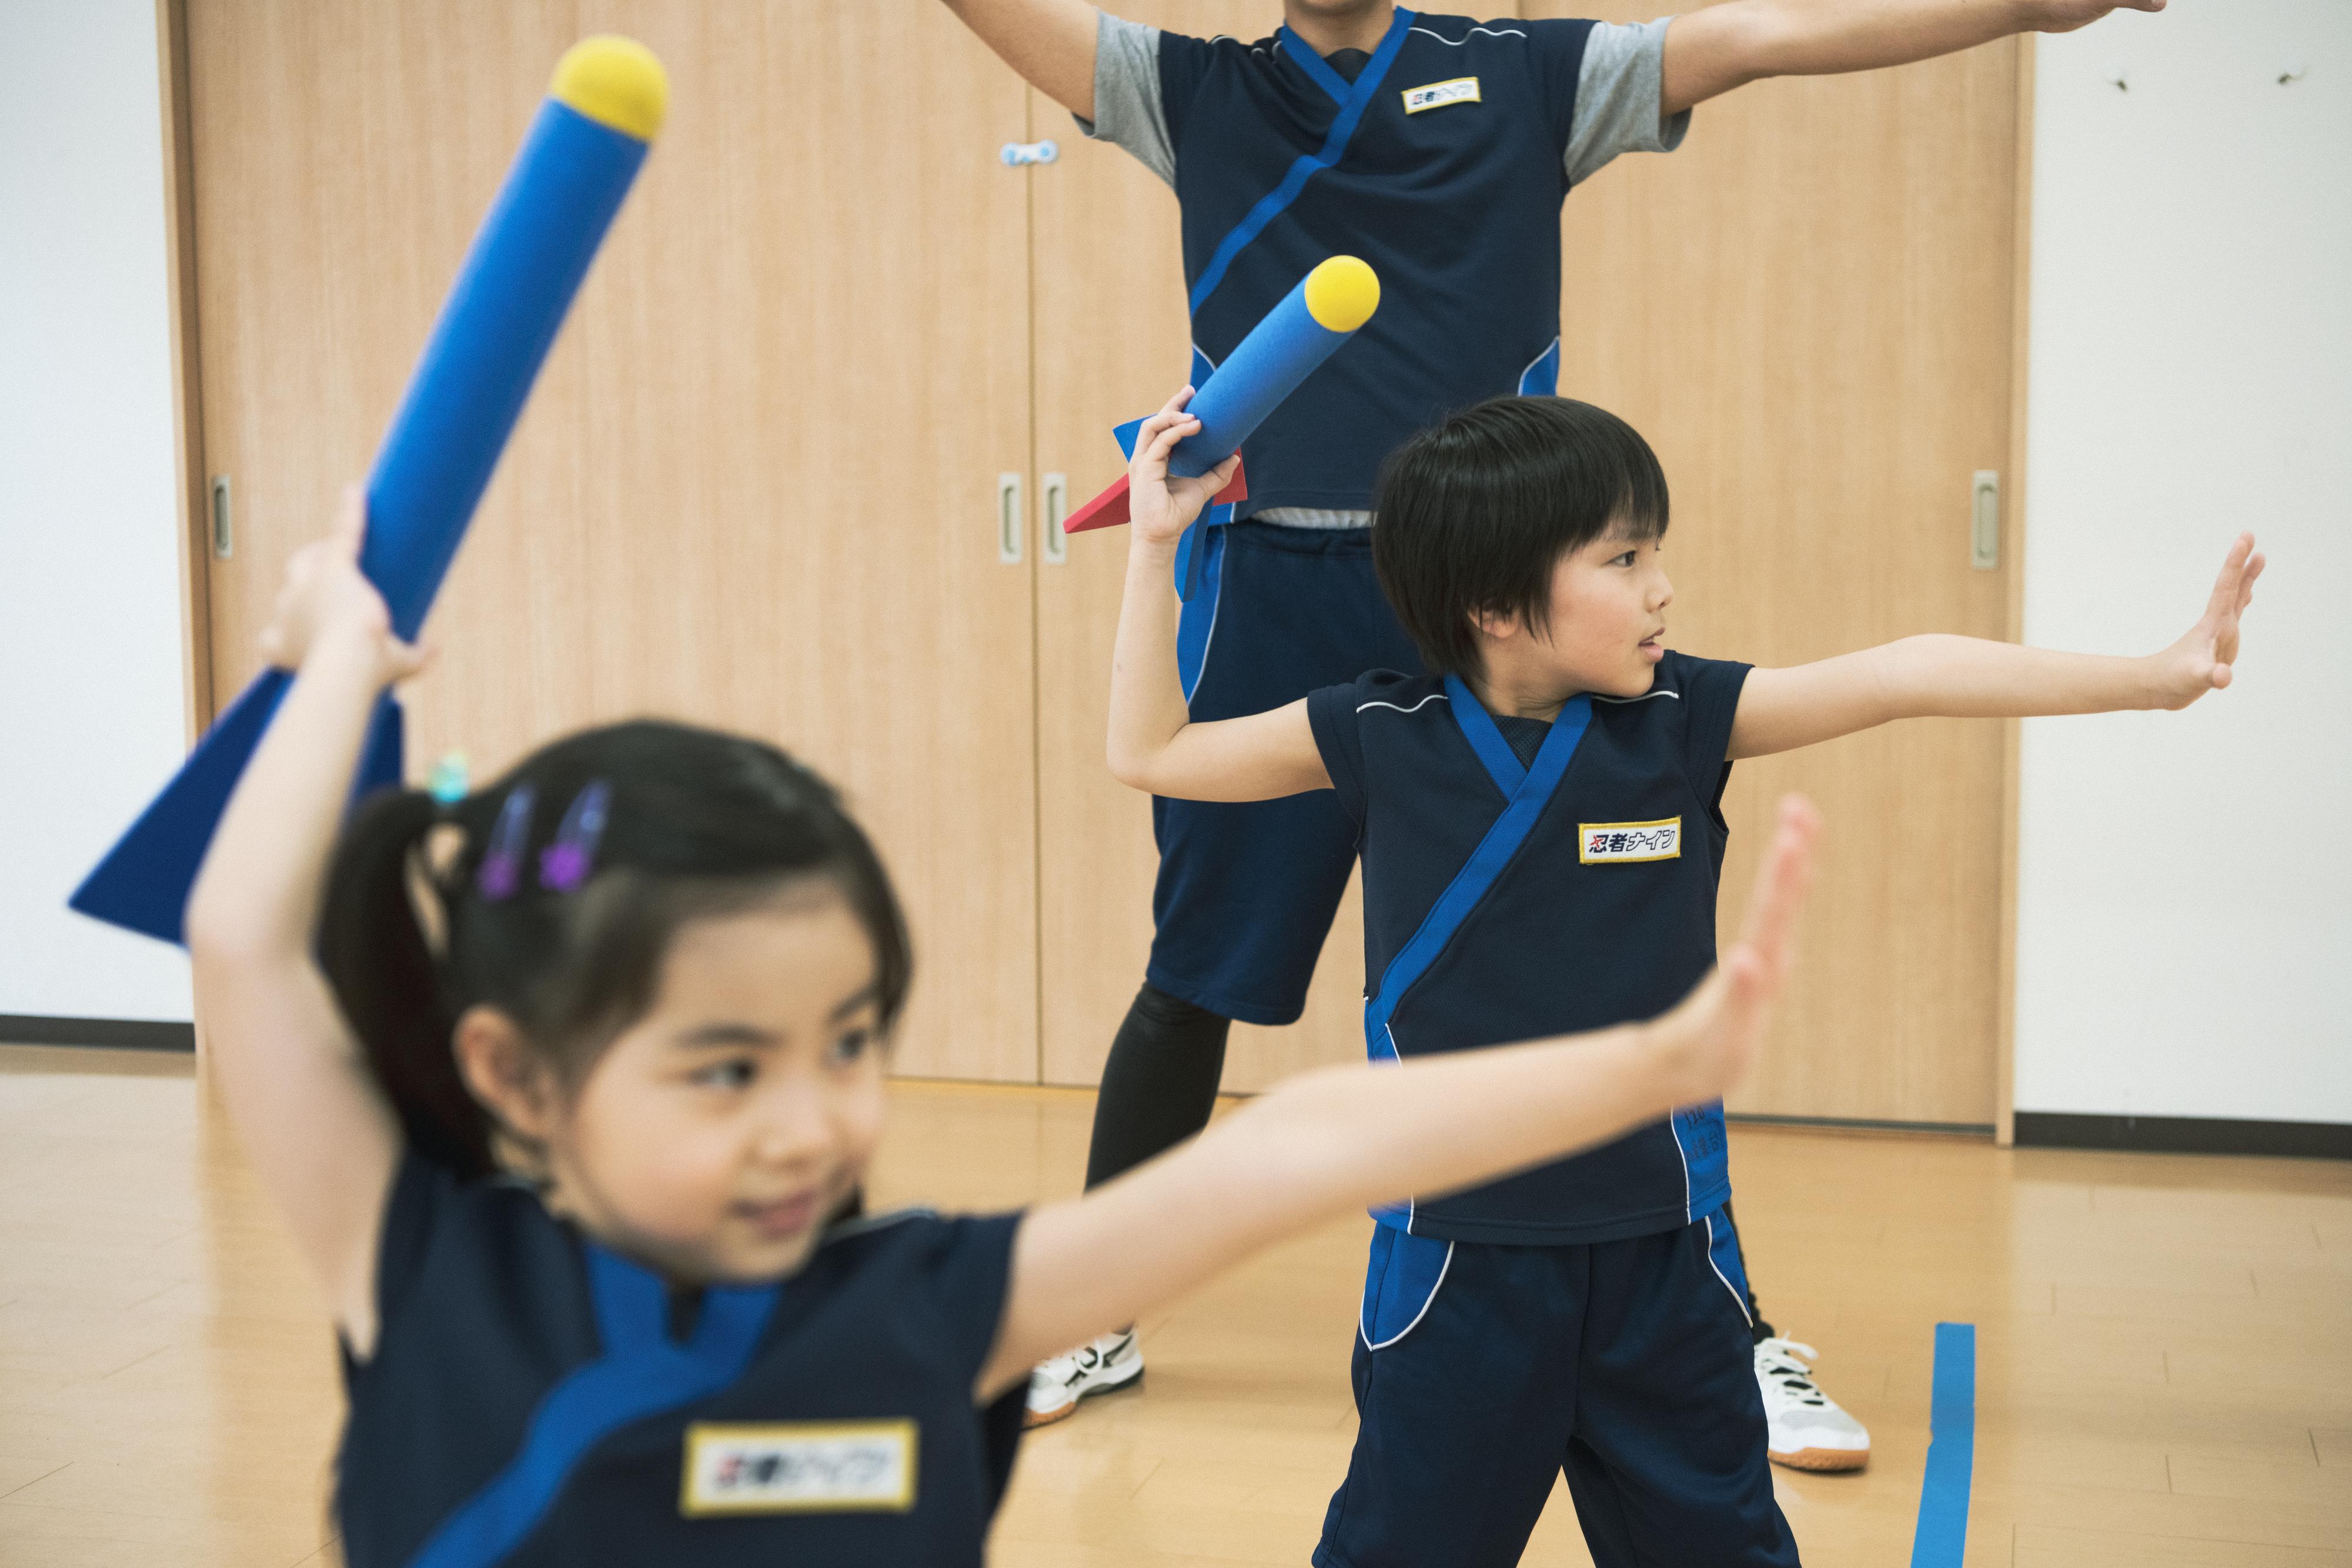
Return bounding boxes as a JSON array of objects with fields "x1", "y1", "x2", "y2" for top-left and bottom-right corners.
[
  {"x1": 476, "y1": 785, "x2": 535, "y2": 901},
  {"x1": 538, "y1": 781, "x2": 611, "y2": 894},
  {"x1": 426, "y1": 751, "x2": 470, "y2": 807}
]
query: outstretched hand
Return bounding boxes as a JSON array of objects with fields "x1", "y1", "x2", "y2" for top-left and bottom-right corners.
[
  {"x1": 2147, "y1": 532, "x2": 2264, "y2": 710},
  {"x1": 257, "y1": 485, "x2": 432, "y2": 685},
  {"x1": 1646, "y1": 795, "x2": 1820, "y2": 1105},
  {"x1": 1127, "y1": 387, "x2": 1242, "y2": 550}
]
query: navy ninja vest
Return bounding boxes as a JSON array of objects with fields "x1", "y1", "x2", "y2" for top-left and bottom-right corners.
[
  {"x1": 1307, "y1": 651, "x2": 1754, "y2": 1244},
  {"x1": 337, "y1": 1155, "x2": 1026, "y2": 1567}
]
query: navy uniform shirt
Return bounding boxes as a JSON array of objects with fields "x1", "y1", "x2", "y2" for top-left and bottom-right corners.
[
  {"x1": 338, "y1": 1154, "x2": 1026, "y2": 1568},
  {"x1": 1307, "y1": 651, "x2": 1752, "y2": 1245},
  {"x1": 1082, "y1": 11, "x2": 1689, "y2": 522}
]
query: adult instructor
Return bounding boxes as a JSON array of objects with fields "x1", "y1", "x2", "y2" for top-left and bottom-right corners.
[{"x1": 941, "y1": 0, "x2": 2156, "y2": 1469}]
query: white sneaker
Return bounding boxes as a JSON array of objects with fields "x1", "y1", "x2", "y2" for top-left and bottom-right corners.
[
  {"x1": 1755, "y1": 1336, "x2": 1871, "y2": 1472},
  {"x1": 1024, "y1": 1329, "x2": 1145, "y2": 1429}
]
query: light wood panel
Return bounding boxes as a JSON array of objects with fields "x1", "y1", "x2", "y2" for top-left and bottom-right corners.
[
  {"x1": 182, "y1": 1, "x2": 1040, "y2": 1081},
  {"x1": 1028, "y1": 2, "x2": 1413, "y2": 1094},
  {"x1": 6, "y1": 1046, "x2": 2348, "y2": 1566},
  {"x1": 1532, "y1": 3, "x2": 2022, "y2": 1125}
]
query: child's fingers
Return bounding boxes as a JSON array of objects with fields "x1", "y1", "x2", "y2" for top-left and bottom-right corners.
[
  {"x1": 1154, "y1": 385, "x2": 1196, "y2": 419},
  {"x1": 333, "y1": 483, "x2": 367, "y2": 557},
  {"x1": 1207, "y1": 453, "x2": 1241, "y2": 492},
  {"x1": 1733, "y1": 795, "x2": 1820, "y2": 985},
  {"x1": 1718, "y1": 947, "x2": 1769, "y2": 1038},
  {"x1": 2203, "y1": 533, "x2": 2254, "y2": 622},
  {"x1": 1142, "y1": 414, "x2": 1202, "y2": 466},
  {"x1": 1706, "y1": 946, "x2": 1772, "y2": 1091}
]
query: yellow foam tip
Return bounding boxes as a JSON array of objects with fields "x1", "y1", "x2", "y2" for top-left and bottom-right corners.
[
  {"x1": 1304, "y1": 255, "x2": 1380, "y2": 333},
  {"x1": 550, "y1": 36, "x2": 668, "y2": 141}
]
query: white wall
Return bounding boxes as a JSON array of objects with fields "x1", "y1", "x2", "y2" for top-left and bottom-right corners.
[
  {"x1": 0, "y1": 0, "x2": 194, "y2": 1021},
  {"x1": 2017, "y1": 1, "x2": 2351, "y2": 1123}
]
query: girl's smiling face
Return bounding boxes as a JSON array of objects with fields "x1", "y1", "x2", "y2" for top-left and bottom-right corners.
[{"x1": 517, "y1": 883, "x2": 891, "y2": 1284}]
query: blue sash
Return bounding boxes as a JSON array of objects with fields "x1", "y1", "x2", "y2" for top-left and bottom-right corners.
[
  {"x1": 407, "y1": 1245, "x2": 778, "y2": 1568},
  {"x1": 1363, "y1": 677, "x2": 1592, "y2": 1226},
  {"x1": 1187, "y1": 10, "x2": 1416, "y2": 316}
]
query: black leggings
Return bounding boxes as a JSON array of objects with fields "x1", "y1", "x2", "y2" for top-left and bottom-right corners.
[
  {"x1": 1083, "y1": 982, "x2": 1774, "y2": 1346},
  {"x1": 1083, "y1": 984, "x2": 1233, "y2": 1189}
]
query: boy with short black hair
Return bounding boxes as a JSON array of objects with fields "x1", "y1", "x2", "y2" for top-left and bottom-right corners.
[{"x1": 1104, "y1": 387, "x2": 2263, "y2": 1566}]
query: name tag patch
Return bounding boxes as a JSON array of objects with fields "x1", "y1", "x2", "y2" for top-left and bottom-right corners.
[
  {"x1": 680, "y1": 1420, "x2": 917, "y2": 1516},
  {"x1": 1579, "y1": 817, "x2": 1682, "y2": 864},
  {"x1": 1401, "y1": 76, "x2": 1481, "y2": 113}
]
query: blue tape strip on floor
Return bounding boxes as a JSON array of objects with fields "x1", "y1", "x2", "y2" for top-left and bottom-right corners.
[{"x1": 1910, "y1": 1322, "x2": 1976, "y2": 1567}]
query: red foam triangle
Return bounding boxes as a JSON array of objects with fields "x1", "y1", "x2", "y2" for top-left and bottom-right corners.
[{"x1": 1060, "y1": 457, "x2": 1247, "y2": 536}]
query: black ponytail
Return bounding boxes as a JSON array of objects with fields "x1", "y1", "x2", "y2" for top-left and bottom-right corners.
[
  {"x1": 316, "y1": 721, "x2": 913, "y2": 1182},
  {"x1": 319, "y1": 788, "x2": 496, "y2": 1176}
]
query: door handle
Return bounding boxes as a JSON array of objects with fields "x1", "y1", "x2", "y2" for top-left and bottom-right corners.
[
  {"x1": 1970, "y1": 471, "x2": 1999, "y2": 571},
  {"x1": 1041, "y1": 473, "x2": 1068, "y2": 566},
  {"x1": 211, "y1": 475, "x2": 233, "y2": 559},
  {"x1": 998, "y1": 473, "x2": 1024, "y2": 564}
]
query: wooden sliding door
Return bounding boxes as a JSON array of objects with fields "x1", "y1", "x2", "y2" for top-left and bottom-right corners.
[
  {"x1": 183, "y1": 0, "x2": 1041, "y2": 1080},
  {"x1": 179, "y1": 0, "x2": 2026, "y2": 1120}
]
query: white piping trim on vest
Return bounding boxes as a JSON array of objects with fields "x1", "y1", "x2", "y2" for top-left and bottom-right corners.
[
  {"x1": 1409, "y1": 24, "x2": 1530, "y2": 45},
  {"x1": 1673, "y1": 1113, "x2": 1693, "y2": 1223},
  {"x1": 1702, "y1": 1212, "x2": 1753, "y2": 1326},
  {"x1": 1357, "y1": 693, "x2": 1451, "y2": 716},
  {"x1": 1361, "y1": 1239, "x2": 1455, "y2": 1351},
  {"x1": 1518, "y1": 337, "x2": 1559, "y2": 390},
  {"x1": 1592, "y1": 688, "x2": 1681, "y2": 704}
]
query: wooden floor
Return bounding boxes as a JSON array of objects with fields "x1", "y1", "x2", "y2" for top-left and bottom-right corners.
[{"x1": 0, "y1": 1045, "x2": 2346, "y2": 1566}]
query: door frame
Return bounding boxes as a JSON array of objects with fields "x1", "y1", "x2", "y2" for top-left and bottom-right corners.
[
  {"x1": 156, "y1": 0, "x2": 215, "y2": 747},
  {"x1": 1992, "y1": 34, "x2": 2037, "y2": 1149}
]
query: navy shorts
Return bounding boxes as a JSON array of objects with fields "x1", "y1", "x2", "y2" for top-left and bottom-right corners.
[
  {"x1": 1149, "y1": 522, "x2": 1425, "y2": 1026},
  {"x1": 1315, "y1": 1212, "x2": 1798, "y2": 1568}
]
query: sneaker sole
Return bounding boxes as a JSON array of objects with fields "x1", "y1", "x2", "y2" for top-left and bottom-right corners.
[
  {"x1": 1023, "y1": 1365, "x2": 1145, "y2": 1430},
  {"x1": 1768, "y1": 1444, "x2": 1869, "y2": 1473}
]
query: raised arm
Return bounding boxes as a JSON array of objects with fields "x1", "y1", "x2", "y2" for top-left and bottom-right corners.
[
  {"x1": 1661, "y1": 0, "x2": 2164, "y2": 118},
  {"x1": 1105, "y1": 390, "x2": 1334, "y2": 801},
  {"x1": 183, "y1": 489, "x2": 429, "y2": 1356},
  {"x1": 939, "y1": 0, "x2": 1100, "y2": 118},
  {"x1": 980, "y1": 795, "x2": 1822, "y2": 1395},
  {"x1": 1730, "y1": 531, "x2": 2262, "y2": 760}
]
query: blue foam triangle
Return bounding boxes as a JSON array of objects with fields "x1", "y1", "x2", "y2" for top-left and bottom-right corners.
[{"x1": 70, "y1": 675, "x2": 405, "y2": 947}]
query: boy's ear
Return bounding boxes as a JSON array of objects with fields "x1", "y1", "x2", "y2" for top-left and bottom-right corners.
[
  {"x1": 1468, "y1": 604, "x2": 1522, "y2": 643},
  {"x1": 452, "y1": 1005, "x2": 562, "y2": 1143}
]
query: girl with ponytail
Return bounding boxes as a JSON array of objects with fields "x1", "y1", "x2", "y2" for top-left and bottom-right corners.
[{"x1": 188, "y1": 489, "x2": 1822, "y2": 1567}]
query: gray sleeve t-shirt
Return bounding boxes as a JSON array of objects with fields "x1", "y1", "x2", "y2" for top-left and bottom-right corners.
[{"x1": 1080, "y1": 12, "x2": 1692, "y2": 190}]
